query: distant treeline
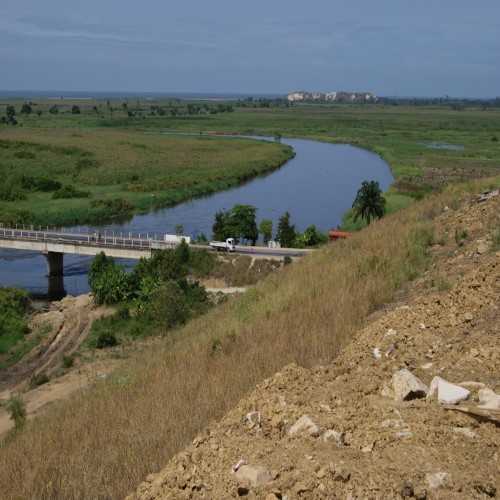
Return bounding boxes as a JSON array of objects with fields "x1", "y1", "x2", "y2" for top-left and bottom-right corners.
[{"x1": 377, "y1": 96, "x2": 500, "y2": 109}]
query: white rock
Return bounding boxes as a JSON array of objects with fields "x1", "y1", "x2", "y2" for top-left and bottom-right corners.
[
  {"x1": 289, "y1": 415, "x2": 319, "y2": 437},
  {"x1": 478, "y1": 387, "x2": 500, "y2": 409},
  {"x1": 426, "y1": 472, "x2": 450, "y2": 489},
  {"x1": 420, "y1": 362, "x2": 433, "y2": 370},
  {"x1": 361, "y1": 442, "x2": 375, "y2": 453},
  {"x1": 427, "y1": 377, "x2": 470, "y2": 404},
  {"x1": 373, "y1": 348, "x2": 382, "y2": 359},
  {"x1": 395, "y1": 431, "x2": 412, "y2": 438},
  {"x1": 419, "y1": 322, "x2": 426, "y2": 330},
  {"x1": 234, "y1": 465, "x2": 271, "y2": 488},
  {"x1": 323, "y1": 429, "x2": 344, "y2": 444},
  {"x1": 453, "y1": 427, "x2": 476, "y2": 438},
  {"x1": 386, "y1": 369, "x2": 429, "y2": 401},
  {"x1": 246, "y1": 411, "x2": 261, "y2": 427},
  {"x1": 385, "y1": 328, "x2": 397, "y2": 336}
]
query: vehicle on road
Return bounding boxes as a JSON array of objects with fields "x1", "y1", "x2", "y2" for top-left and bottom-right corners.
[
  {"x1": 210, "y1": 238, "x2": 236, "y2": 252},
  {"x1": 164, "y1": 234, "x2": 191, "y2": 244}
]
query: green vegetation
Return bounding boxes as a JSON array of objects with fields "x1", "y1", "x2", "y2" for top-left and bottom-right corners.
[
  {"x1": 5, "y1": 396, "x2": 26, "y2": 429},
  {"x1": 0, "y1": 286, "x2": 31, "y2": 356},
  {"x1": 212, "y1": 204, "x2": 259, "y2": 244},
  {"x1": 352, "y1": 180, "x2": 387, "y2": 225},
  {"x1": 87, "y1": 242, "x2": 215, "y2": 343},
  {"x1": 2, "y1": 176, "x2": 497, "y2": 498},
  {"x1": 275, "y1": 211, "x2": 296, "y2": 247},
  {"x1": 0, "y1": 126, "x2": 293, "y2": 226},
  {"x1": 454, "y1": 227, "x2": 468, "y2": 246},
  {"x1": 1, "y1": 97, "x2": 499, "y2": 227},
  {"x1": 29, "y1": 372, "x2": 50, "y2": 388}
]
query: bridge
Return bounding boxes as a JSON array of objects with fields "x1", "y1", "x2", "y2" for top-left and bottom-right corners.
[
  {"x1": 0, "y1": 225, "x2": 311, "y2": 278},
  {"x1": 0, "y1": 226, "x2": 183, "y2": 276}
]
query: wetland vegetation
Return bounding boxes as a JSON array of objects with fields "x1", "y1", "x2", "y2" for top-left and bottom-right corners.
[{"x1": 1, "y1": 96, "x2": 499, "y2": 228}]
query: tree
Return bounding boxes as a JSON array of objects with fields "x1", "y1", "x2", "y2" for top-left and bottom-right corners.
[
  {"x1": 20, "y1": 103, "x2": 32, "y2": 114},
  {"x1": 88, "y1": 252, "x2": 131, "y2": 304},
  {"x1": 6, "y1": 105, "x2": 15, "y2": 120},
  {"x1": 212, "y1": 205, "x2": 258, "y2": 245},
  {"x1": 5, "y1": 105, "x2": 17, "y2": 125},
  {"x1": 296, "y1": 225, "x2": 328, "y2": 247},
  {"x1": 227, "y1": 204, "x2": 258, "y2": 245},
  {"x1": 352, "y1": 180, "x2": 387, "y2": 225},
  {"x1": 259, "y1": 219, "x2": 273, "y2": 245},
  {"x1": 276, "y1": 211, "x2": 296, "y2": 248},
  {"x1": 71, "y1": 105, "x2": 81, "y2": 114},
  {"x1": 49, "y1": 104, "x2": 59, "y2": 114},
  {"x1": 212, "y1": 209, "x2": 231, "y2": 241}
]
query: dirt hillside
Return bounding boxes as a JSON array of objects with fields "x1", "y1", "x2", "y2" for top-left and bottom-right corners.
[{"x1": 129, "y1": 193, "x2": 499, "y2": 499}]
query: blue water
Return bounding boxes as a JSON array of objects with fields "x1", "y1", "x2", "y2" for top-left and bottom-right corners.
[{"x1": 0, "y1": 137, "x2": 393, "y2": 297}]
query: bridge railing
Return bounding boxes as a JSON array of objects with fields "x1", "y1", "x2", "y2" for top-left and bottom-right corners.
[{"x1": 0, "y1": 224, "x2": 175, "y2": 250}]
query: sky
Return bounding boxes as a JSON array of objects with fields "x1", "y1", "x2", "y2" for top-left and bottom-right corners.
[{"x1": 1, "y1": 0, "x2": 498, "y2": 98}]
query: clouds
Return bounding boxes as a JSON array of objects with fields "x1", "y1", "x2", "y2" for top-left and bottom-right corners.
[{"x1": 1, "y1": 0, "x2": 498, "y2": 96}]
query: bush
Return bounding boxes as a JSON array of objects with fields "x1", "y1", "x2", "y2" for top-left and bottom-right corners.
[
  {"x1": 29, "y1": 372, "x2": 49, "y2": 388},
  {"x1": 94, "y1": 331, "x2": 118, "y2": 349},
  {"x1": 36, "y1": 177, "x2": 62, "y2": 192},
  {"x1": 6, "y1": 396, "x2": 26, "y2": 429},
  {"x1": 61, "y1": 355, "x2": 74, "y2": 369},
  {"x1": 52, "y1": 185, "x2": 91, "y2": 199},
  {"x1": 143, "y1": 281, "x2": 188, "y2": 330}
]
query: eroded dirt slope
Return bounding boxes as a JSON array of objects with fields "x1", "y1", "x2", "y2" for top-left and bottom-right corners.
[
  {"x1": 0, "y1": 294, "x2": 115, "y2": 436},
  {"x1": 129, "y1": 194, "x2": 499, "y2": 499}
]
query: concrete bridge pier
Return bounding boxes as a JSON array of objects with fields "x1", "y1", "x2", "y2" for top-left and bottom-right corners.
[
  {"x1": 47, "y1": 275, "x2": 65, "y2": 301},
  {"x1": 44, "y1": 251, "x2": 64, "y2": 277}
]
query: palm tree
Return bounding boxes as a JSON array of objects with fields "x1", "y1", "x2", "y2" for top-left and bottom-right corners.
[{"x1": 352, "y1": 180, "x2": 387, "y2": 225}]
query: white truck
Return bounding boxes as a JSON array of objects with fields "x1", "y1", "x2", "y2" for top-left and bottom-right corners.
[
  {"x1": 210, "y1": 237, "x2": 236, "y2": 252},
  {"x1": 164, "y1": 234, "x2": 191, "y2": 244}
]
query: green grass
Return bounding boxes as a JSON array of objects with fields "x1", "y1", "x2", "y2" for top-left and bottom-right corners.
[{"x1": 1, "y1": 99, "x2": 499, "y2": 227}]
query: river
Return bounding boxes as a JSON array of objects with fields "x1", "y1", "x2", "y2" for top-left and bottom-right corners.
[{"x1": 0, "y1": 137, "x2": 393, "y2": 297}]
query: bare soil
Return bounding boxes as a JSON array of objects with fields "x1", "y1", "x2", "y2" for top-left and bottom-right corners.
[
  {"x1": 0, "y1": 294, "x2": 117, "y2": 436},
  {"x1": 129, "y1": 194, "x2": 500, "y2": 499}
]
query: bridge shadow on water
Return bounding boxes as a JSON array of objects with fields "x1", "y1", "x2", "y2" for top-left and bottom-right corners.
[{"x1": 29, "y1": 276, "x2": 67, "y2": 302}]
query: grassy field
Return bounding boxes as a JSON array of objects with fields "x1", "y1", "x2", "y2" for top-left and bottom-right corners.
[
  {"x1": 0, "y1": 175, "x2": 497, "y2": 498},
  {"x1": 1, "y1": 98, "x2": 499, "y2": 227},
  {"x1": 0, "y1": 125, "x2": 293, "y2": 226}
]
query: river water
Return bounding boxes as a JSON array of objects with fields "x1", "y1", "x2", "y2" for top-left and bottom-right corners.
[{"x1": 0, "y1": 137, "x2": 393, "y2": 297}]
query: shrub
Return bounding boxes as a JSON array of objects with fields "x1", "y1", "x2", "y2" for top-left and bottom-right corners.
[
  {"x1": 76, "y1": 157, "x2": 100, "y2": 171},
  {"x1": 61, "y1": 355, "x2": 74, "y2": 369},
  {"x1": 29, "y1": 372, "x2": 49, "y2": 388},
  {"x1": 6, "y1": 396, "x2": 26, "y2": 429},
  {"x1": 52, "y1": 185, "x2": 91, "y2": 199},
  {"x1": 454, "y1": 227, "x2": 468, "y2": 246},
  {"x1": 94, "y1": 331, "x2": 118, "y2": 349},
  {"x1": 143, "y1": 281, "x2": 188, "y2": 330},
  {"x1": 36, "y1": 177, "x2": 62, "y2": 192}
]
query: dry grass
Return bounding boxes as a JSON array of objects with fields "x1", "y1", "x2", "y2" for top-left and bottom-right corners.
[{"x1": 0, "y1": 177, "x2": 497, "y2": 499}]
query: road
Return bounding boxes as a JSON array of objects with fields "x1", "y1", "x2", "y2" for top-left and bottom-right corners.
[{"x1": 0, "y1": 226, "x2": 312, "y2": 260}]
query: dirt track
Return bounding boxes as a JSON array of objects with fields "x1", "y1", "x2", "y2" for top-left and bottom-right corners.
[{"x1": 0, "y1": 294, "x2": 115, "y2": 436}]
